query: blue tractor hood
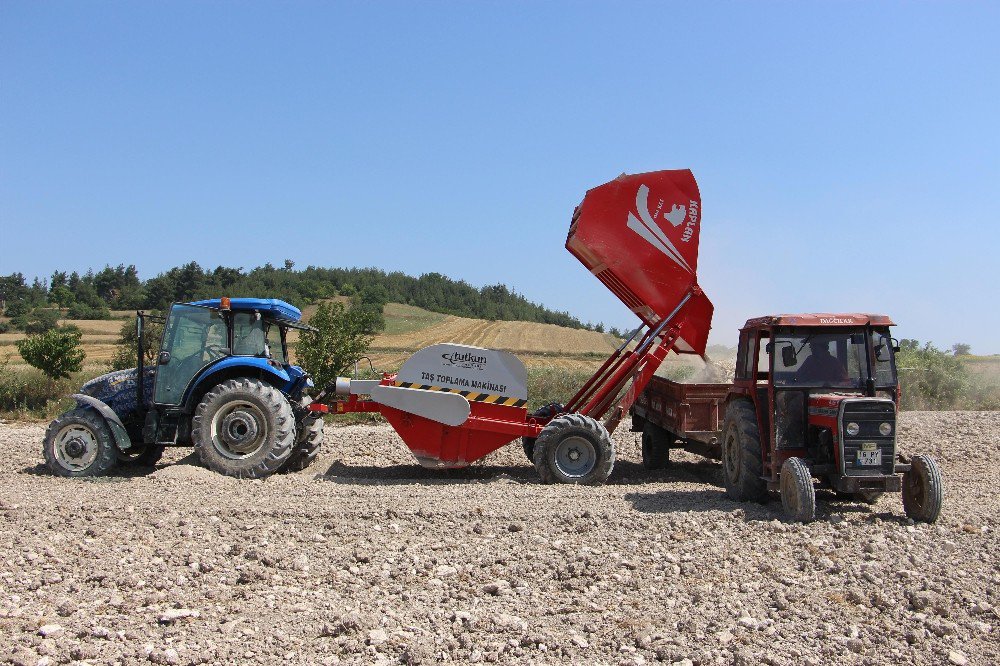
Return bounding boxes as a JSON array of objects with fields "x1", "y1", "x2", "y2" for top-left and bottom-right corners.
[{"x1": 188, "y1": 298, "x2": 302, "y2": 322}]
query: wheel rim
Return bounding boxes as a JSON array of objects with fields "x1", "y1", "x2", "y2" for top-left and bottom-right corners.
[
  {"x1": 723, "y1": 432, "x2": 739, "y2": 481},
  {"x1": 210, "y1": 400, "x2": 269, "y2": 460},
  {"x1": 53, "y1": 424, "x2": 99, "y2": 471},
  {"x1": 780, "y1": 472, "x2": 794, "y2": 512},
  {"x1": 553, "y1": 435, "x2": 597, "y2": 478},
  {"x1": 906, "y1": 469, "x2": 925, "y2": 511}
]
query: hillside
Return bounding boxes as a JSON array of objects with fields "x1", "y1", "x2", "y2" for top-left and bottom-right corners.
[{"x1": 1, "y1": 303, "x2": 711, "y2": 376}]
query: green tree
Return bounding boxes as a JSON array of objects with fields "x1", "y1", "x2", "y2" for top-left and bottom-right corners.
[
  {"x1": 48, "y1": 285, "x2": 76, "y2": 308},
  {"x1": 21, "y1": 309, "x2": 60, "y2": 334},
  {"x1": 897, "y1": 342, "x2": 969, "y2": 410},
  {"x1": 16, "y1": 327, "x2": 86, "y2": 380},
  {"x1": 108, "y1": 317, "x2": 164, "y2": 371},
  {"x1": 295, "y1": 301, "x2": 379, "y2": 390},
  {"x1": 951, "y1": 343, "x2": 972, "y2": 356}
]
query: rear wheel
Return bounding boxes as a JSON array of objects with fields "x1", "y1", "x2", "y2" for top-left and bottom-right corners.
[
  {"x1": 721, "y1": 400, "x2": 768, "y2": 502},
  {"x1": 533, "y1": 414, "x2": 615, "y2": 485},
  {"x1": 193, "y1": 379, "x2": 295, "y2": 479},
  {"x1": 43, "y1": 408, "x2": 118, "y2": 477},
  {"x1": 641, "y1": 422, "x2": 671, "y2": 470},
  {"x1": 780, "y1": 457, "x2": 816, "y2": 522},
  {"x1": 902, "y1": 454, "x2": 943, "y2": 523},
  {"x1": 280, "y1": 400, "x2": 325, "y2": 473}
]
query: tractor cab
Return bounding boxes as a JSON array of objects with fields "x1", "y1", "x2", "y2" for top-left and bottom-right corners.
[
  {"x1": 733, "y1": 314, "x2": 899, "y2": 456},
  {"x1": 150, "y1": 298, "x2": 308, "y2": 407},
  {"x1": 721, "y1": 313, "x2": 940, "y2": 522}
]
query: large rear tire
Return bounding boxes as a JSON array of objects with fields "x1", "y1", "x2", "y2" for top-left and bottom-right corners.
[
  {"x1": 641, "y1": 422, "x2": 671, "y2": 470},
  {"x1": 533, "y1": 413, "x2": 615, "y2": 485},
  {"x1": 192, "y1": 379, "x2": 295, "y2": 479},
  {"x1": 902, "y1": 454, "x2": 943, "y2": 523},
  {"x1": 780, "y1": 457, "x2": 816, "y2": 522},
  {"x1": 280, "y1": 399, "x2": 325, "y2": 473},
  {"x1": 720, "y1": 400, "x2": 768, "y2": 502},
  {"x1": 43, "y1": 408, "x2": 119, "y2": 477}
]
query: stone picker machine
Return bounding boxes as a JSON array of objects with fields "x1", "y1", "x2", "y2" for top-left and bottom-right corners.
[{"x1": 309, "y1": 169, "x2": 715, "y2": 484}]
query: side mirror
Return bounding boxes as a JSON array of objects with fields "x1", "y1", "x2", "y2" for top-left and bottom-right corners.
[
  {"x1": 891, "y1": 337, "x2": 900, "y2": 353},
  {"x1": 158, "y1": 351, "x2": 171, "y2": 365},
  {"x1": 781, "y1": 345, "x2": 797, "y2": 368}
]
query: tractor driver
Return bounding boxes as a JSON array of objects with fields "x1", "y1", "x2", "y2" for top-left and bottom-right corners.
[{"x1": 797, "y1": 340, "x2": 849, "y2": 383}]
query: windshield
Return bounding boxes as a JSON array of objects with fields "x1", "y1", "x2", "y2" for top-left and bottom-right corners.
[{"x1": 772, "y1": 329, "x2": 869, "y2": 388}]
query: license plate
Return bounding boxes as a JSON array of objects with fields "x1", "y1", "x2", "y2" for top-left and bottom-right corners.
[{"x1": 856, "y1": 449, "x2": 882, "y2": 466}]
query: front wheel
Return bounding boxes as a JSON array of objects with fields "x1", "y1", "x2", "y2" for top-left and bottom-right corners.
[
  {"x1": 533, "y1": 414, "x2": 615, "y2": 485},
  {"x1": 902, "y1": 454, "x2": 943, "y2": 523},
  {"x1": 192, "y1": 379, "x2": 295, "y2": 479},
  {"x1": 780, "y1": 457, "x2": 816, "y2": 522},
  {"x1": 43, "y1": 408, "x2": 118, "y2": 477}
]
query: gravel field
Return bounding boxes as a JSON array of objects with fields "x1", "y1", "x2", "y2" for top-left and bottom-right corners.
[{"x1": 0, "y1": 411, "x2": 997, "y2": 666}]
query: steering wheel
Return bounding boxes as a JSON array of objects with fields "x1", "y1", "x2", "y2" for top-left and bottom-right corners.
[{"x1": 204, "y1": 344, "x2": 228, "y2": 358}]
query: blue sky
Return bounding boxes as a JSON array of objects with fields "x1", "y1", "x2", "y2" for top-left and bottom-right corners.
[{"x1": 2, "y1": 1, "x2": 998, "y2": 353}]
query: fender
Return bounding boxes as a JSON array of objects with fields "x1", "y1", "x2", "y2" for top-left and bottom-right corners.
[
  {"x1": 72, "y1": 394, "x2": 133, "y2": 451},
  {"x1": 183, "y1": 357, "x2": 293, "y2": 409}
]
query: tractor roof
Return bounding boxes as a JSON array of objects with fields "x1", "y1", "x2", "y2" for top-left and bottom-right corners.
[
  {"x1": 189, "y1": 298, "x2": 302, "y2": 322},
  {"x1": 742, "y1": 313, "x2": 895, "y2": 329}
]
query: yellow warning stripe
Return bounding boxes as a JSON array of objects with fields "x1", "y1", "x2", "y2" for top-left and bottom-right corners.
[{"x1": 392, "y1": 381, "x2": 527, "y2": 408}]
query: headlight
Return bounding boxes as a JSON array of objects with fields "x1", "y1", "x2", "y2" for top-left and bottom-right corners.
[
  {"x1": 846, "y1": 422, "x2": 860, "y2": 436},
  {"x1": 879, "y1": 422, "x2": 892, "y2": 436}
]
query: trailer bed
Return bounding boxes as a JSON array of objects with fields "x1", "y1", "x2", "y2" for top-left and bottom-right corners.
[{"x1": 631, "y1": 376, "x2": 730, "y2": 459}]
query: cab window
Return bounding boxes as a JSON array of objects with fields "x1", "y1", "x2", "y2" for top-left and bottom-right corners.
[
  {"x1": 232, "y1": 312, "x2": 266, "y2": 356},
  {"x1": 873, "y1": 329, "x2": 897, "y2": 386},
  {"x1": 266, "y1": 324, "x2": 286, "y2": 364},
  {"x1": 756, "y1": 332, "x2": 770, "y2": 381}
]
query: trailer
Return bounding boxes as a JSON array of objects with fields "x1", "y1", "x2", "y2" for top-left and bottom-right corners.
[
  {"x1": 631, "y1": 376, "x2": 729, "y2": 466},
  {"x1": 310, "y1": 169, "x2": 715, "y2": 484}
]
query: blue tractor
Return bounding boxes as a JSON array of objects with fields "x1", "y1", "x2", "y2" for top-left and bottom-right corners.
[{"x1": 42, "y1": 297, "x2": 324, "y2": 478}]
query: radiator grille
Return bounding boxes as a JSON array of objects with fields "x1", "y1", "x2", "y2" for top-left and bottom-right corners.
[{"x1": 841, "y1": 401, "x2": 896, "y2": 476}]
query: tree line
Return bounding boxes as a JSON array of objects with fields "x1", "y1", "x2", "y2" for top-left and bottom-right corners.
[{"x1": 0, "y1": 260, "x2": 598, "y2": 331}]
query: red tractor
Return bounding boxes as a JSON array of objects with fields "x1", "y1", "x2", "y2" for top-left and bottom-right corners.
[
  {"x1": 633, "y1": 314, "x2": 943, "y2": 522},
  {"x1": 721, "y1": 313, "x2": 942, "y2": 522}
]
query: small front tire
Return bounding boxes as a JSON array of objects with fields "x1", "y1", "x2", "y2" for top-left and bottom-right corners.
[
  {"x1": 43, "y1": 408, "x2": 119, "y2": 477},
  {"x1": 902, "y1": 454, "x2": 943, "y2": 523},
  {"x1": 780, "y1": 457, "x2": 816, "y2": 522}
]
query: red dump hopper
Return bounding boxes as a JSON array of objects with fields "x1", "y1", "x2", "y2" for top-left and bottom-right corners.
[{"x1": 566, "y1": 169, "x2": 714, "y2": 355}]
